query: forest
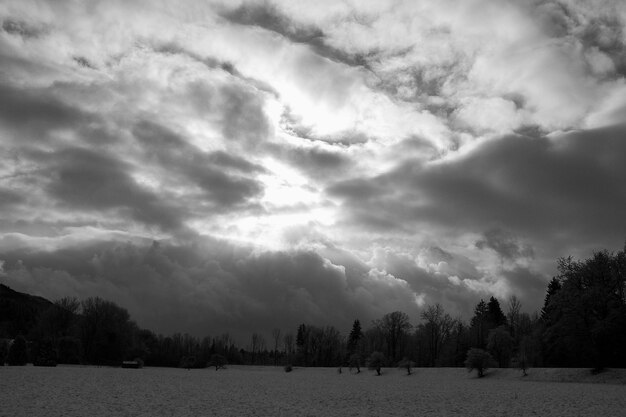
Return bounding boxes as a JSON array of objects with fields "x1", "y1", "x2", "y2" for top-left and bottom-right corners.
[{"x1": 1, "y1": 246, "x2": 625, "y2": 371}]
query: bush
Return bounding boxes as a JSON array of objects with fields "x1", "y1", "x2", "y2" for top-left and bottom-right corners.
[
  {"x1": 33, "y1": 339, "x2": 57, "y2": 367},
  {"x1": 367, "y1": 351, "x2": 385, "y2": 376},
  {"x1": 512, "y1": 352, "x2": 529, "y2": 376},
  {"x1": 398, "y1": 357, "x2": 415, "y2": 375},
  {"x1": 464, "y1": 348, "x2": 495, "y2": 378},
  {"x1": 7, "y1": 335, "x2": 28, "y2": 366},
  {"x1": 348, "y1": 353, "x2": 361, "y2": 373},
  {"x1": 0, "y1": 339, "x2": 8, "y2": 365},
  {"x1": 57, "y1": 337, "x2": 82, "y2": 364},
  {"x1": 209, "y1": 354, "x2": 227, "y2": 371},
  {"x1": 284, "y1": 364, "x2": 293, "y2": 372}
]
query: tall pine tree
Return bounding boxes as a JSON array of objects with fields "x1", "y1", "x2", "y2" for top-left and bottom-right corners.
[
  {"x1": 347, "y1": 319, "x2": 362, "y2": 355},
  {"x1": 487, "y1": 296, "x2": 507, "y2": 327},
  {"x1": 541, "y1": 277, "x2": 562, "y2": 321}
]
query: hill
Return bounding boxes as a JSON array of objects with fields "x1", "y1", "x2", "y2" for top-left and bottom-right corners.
[{"x1": 0, "y1": 283, "x2": 54, "y2": 338}]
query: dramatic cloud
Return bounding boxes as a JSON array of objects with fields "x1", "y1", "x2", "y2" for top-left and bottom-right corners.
[
  {"x1": 0, "y1": 238, "x2": 422, "y2": 341},
  {"x1": 1, "y1": 0, "x2": 626, "y2": 337}
]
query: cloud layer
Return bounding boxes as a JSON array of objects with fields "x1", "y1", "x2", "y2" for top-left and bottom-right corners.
[{"x1": 1, "y1": 0, "x2": 626, "y2": 337}]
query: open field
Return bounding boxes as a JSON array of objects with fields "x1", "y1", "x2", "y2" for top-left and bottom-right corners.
[{"x1": 1, "y1": 366, "x2": 625, "y2": 417}]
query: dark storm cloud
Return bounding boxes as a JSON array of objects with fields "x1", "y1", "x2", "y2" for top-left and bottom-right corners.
[
  {"x1": 409, "y1": 126, "x2": 626, "y2": 242},
  {"x1": 221, "y1": 1, "x2": 375, "y2": 68},
  {"x1": 500, "y1": 267, "x2": 548, "y2": 310},
  {"x1": 0, "y1": 83, "x2": 92, "y2": 137},
  {"x1": 580, "y1": 15, "x2": 626, "y2": 76},
  {"x1": 72, "y1": 56, "x2": 96, "y2": 69},
  {"x1": 208, "y1": 150, "x2": 265, "y2": 174},
  {"x1": 330, "y1": 124, "x2": 626, "y2": 248},
  {"x1": 291, "y1": 146, "x2": 350, "y2": 170},
  {"x1": 327, "y1": 178, "x2": 390, "y2": 202},
  {"x1": 1, "y1": 19, "x2": 44, "y2": 38},
  {"x1": 219, "y1": 83, "x2": 271, "y2": 145},
  {"x1": 0, "y1": 187, "x2": 24, "y2": 209},
  {"x1": 133, "y1": 121, "x2": 264, "y2": 207},
  {"x1": 476, "y1": 229, "x2": 534, "y2": 261},
  {"x1": 0, "y1": 239, "x2": 421, "y2": 340},
  {"x1": 531, "y1": 1, "x2": 626, "y2": 76},
  {"x1": 183, "y1": 80, "x2": 271, "y2": 147},
  {"x1": 42, "y1": 146, "x2": 185, "y2": 231}
]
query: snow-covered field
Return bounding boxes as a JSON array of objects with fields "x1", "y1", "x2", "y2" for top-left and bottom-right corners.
[{"x1": 1, "y1": 365, "x2": 624, "y2": 416}]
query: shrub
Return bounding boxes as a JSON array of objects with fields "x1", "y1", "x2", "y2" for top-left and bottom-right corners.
[
  {"x1": 348, "y1": 353, "x2": 361, "y2": 373},
  {"x1": 7, "y1": 335, "x2": 28, "y2": 366},
  {"x1": 367, "y1": 351, "x2": 385, "y2": 376},
  {"x1": 397, "y1": 357, "x2": 415, "y2": 375},
  {"x1": 57, "y1": 337, "x2": 82, "y2": 364},
  {"x1": 33, "y1": 339, "x2": 57, "y2": 367},
  {"x1": 512, "y1": 352, "x2": 529, "y2": 376},
  {"x1": 209, "y1": 354, "x2": 227, "y2": 371},
  {"x1": 284, "y1": 364, "x2": 293, "y2": 372},
  {"x1": 464, "y1": 348, "x2": 495, "y2": 378},
  {"x1": 0, "y1": 339, "x2": 8, "y2": 365}
]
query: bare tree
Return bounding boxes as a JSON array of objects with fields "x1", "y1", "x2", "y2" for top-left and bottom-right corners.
[
  {"x1": 348, "y1": 353, "x2": 361, "y2": 373},
  {"x1": 398, "y1": 357, "x2": 415, "y2": 375},
  {"x1": 272, "y1": 328, "x2": 281, "y2": 365},
  {"x1": 507, "y1": 295, "x2": 522, "y2": 343},
  {"x1": 251, "y1": 333, "x2": 266, "y2": 365},
  {"x1": 283, "y1": 332, "x2": 294, "y2": 363},
  {"x1": 209, "y1": 354, "x2": 227, "y2": 370},
  {"x1": 420, "y1": 303, "x2": 454, "y2": 366},
  {"x1": 374, "y1": 311, "x2": 412, "y2": 363}
]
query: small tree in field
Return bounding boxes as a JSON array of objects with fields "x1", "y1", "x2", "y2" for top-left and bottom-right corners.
[
  {"x1": 367, "y1": 351, "x2": 385, "y2": 376},
  {"x1": 513, "y1": 351, "x2": 529, "y2": 376},
  {"x1": 465, "y1": 348, "x2": 495, "y2": 378},
  {"x1": 0, "y1": 340, "x2": 8, "y2": 365},
  {"x1": 398, "y1": 357, "x2": 415, "y2": 375},
  {"x1": 348, "y1": 353, "x2": 361, "y2": 373},
  {"x1": 209, "y1": 354, "x2": 227, "y2": 371},
  {"x1": 7, "y1": 336, "x2": 28, "y2": 366}
]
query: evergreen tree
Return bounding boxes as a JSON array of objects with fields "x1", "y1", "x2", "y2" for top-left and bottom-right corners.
[
  {"x1": 487, "y1": 297, "x2": 507, "y2": 327},
  {"x1": 347, "y1": 319, "x2": 362, "y2": 355},
  {"x1": 543, "y1": 249, "x2": 626, "y2": 369},
  {"x1": 296, "y1": 324, "x2": 306, "y2": 348},
  {"x1": 469, "y1": 299, "x2": 489, "y2": 348},
  {"x1": 295, "y1": 324, "x2": 309, "y2": 366},
  {"x1": 541, "y1": 277, "x2": 562, "y2": 321}
]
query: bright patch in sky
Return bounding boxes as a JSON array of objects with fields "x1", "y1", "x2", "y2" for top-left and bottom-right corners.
[{"x1": 1, "y1": 0, "x2": 626, "y2": 337}]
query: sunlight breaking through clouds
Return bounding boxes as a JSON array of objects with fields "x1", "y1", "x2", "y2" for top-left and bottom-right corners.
[{"x1": 1, "y1": 0, "x2": 626, "y2": 336}]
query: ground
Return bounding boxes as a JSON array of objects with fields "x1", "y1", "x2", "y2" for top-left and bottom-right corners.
[{"x1": 0, "y1": 366, "x2": 624, "y2": 416}]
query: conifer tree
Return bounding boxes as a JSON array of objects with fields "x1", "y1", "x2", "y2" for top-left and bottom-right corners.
[
  {"x1": 541, "y1": 277, "x2": 562, "y2": 321},
  {"x1": 487, "y1": 297, "x2": 507, "y2": 327},
  {"x1": 347, "y1": 319, "x2": 362, "y2": 355}
]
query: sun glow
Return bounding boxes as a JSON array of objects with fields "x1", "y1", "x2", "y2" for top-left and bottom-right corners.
[{"x1": 190, "y1": 156, "x2": 338, "y2": 249}]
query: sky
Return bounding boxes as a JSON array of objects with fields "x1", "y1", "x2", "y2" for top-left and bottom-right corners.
[{"x1": 1, "y1": 0, "x2": 626, "y2": 341}]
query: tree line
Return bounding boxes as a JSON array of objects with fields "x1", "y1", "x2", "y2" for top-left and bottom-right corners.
[{"x1": 1, "y1": 245, "x2": 625, "y2": 371}]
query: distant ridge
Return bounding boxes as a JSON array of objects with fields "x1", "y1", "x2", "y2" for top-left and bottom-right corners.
[{"x1": 0, "y1": 283, "x2": 54, "y2": 338}]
